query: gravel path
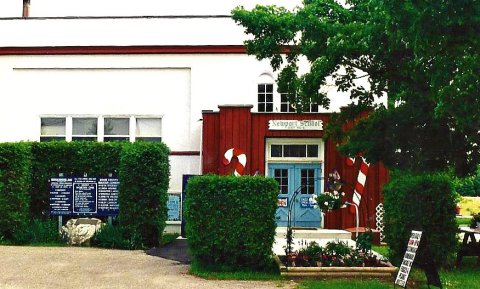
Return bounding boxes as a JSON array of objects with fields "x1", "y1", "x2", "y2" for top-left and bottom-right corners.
[{"x1": 0, "y1": 246, "x2": 294, "y2": 289}]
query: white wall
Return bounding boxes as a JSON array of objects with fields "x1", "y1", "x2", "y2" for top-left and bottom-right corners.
[
  {"x1": 0, "y1": 0, "x2": 22, "y2": 17},
  {"x1": 27, "y1": 0, "x2": 302, "y2": 17},
  {"x1": 0, "y1": 17, "x2": 248, "y2": 47}
]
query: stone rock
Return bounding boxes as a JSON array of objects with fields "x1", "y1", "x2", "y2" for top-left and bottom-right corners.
[{"x1": 61, "y1": 218, "x2": 103, "y2": 246}]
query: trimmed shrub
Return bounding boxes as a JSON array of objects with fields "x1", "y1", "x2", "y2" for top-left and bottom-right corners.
[
  {"x1": 30, "y1": 141, "x2": 122, "y2": 218},
  {"x1": 383, "y1": 171, "x2": 458, "y2": 268},
  {"x1": 93, "y1": 223, "x2": 142, "y2": 250},
  {"x1": 185, "y1": 175, "x2": 278, "y2": 271},
  {"x1": 119, "y1": 142, "x2": 170, "y2": 248},
  {"x1": 12, "y1": 218, "x2": 61, "y2": 245},
  {"x1": 0, "y1": 143, "x2": 31, "y2": 239}
]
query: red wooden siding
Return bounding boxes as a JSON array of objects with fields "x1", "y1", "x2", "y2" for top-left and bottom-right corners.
[{"x1": 201, "y1": 106, "x2": 389, "y2": 230}]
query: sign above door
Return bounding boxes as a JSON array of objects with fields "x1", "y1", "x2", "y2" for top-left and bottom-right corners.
[{"x1": 268, "y1": 120, "x2": 323, "y2": 131}]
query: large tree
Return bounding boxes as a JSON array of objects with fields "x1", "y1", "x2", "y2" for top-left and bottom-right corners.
[{"x1": 233, "y1": 0, "x2": 479, "y2": 176}]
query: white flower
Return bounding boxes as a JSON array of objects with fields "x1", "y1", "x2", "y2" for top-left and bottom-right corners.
[{"x1": 324, "y1": 202, "x2": 329, "y2": 206}]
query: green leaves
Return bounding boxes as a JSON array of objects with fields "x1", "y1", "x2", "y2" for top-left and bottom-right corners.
[
  {"x1": 185, "y1": 175, "x2": 278, "y2": 271},
  {"x1": 119, "y1": 142, "x2": 170, "y2": 248},
  {"x1": 234, "y1": 0, "x2": 479, "y2": 176},
  {"x1": 383, "y1": 171, "x2": 458, "y2": 267}
]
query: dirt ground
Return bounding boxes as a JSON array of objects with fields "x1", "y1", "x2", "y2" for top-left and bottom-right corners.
[{"x1": 0, "y1": 246, "x2": 294, "y2": 289}]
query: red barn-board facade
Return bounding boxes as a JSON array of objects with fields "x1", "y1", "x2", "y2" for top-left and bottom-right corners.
[{"x1": 202, "y1": 105, "x2": 389, "y2": 230}]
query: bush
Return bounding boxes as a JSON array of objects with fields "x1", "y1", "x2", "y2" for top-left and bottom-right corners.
[
  {"x1": 93, "y1": 223, "x2": 142, "y2": 249},
  {"x1": 383, "y1": 171, "x2": 458, "y2": 268},
  {"x1": 31, "y1": 142, "x2": 122, "y2": 218},
  {"x1": 454, "y1": 166, "x2": 480, "y2": 197},
  {"x1": 185, "y1": 175, "x2": 278, "y2": 271},
  {"x1": 119, "y1": 142, "x2": 170, "y2": 248},
  {"x1": 12, "y1": 218, "x2": 61, "y2": 245},
  {"x1": 0, "y1": 143, "x2": 31, "y2": 240}
]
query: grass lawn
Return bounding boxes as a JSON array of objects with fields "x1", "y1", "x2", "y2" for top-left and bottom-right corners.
[
  {"x1": 298, "y1": 280, "x2": 392, "y2": 289},
  {"x1": 459, "y1": 197, "x2": 480, "y2": 216},
  {"x1": 189, "y1": 261, "x2": 283, "y2": 281},
  {"x1": 456, "y1": 216, "x2": 472, "y2": 227}
]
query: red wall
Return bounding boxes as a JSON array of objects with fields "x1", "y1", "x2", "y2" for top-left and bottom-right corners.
[{"x1": 202, "y1": 106, "x2": 389, "y2": 230}]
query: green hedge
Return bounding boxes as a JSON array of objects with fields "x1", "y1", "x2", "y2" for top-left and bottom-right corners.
[
  {"x1": 31, "y1": 142, "x2": 122, "y2": 217},
  {"x1": 185, "y1": 175, "x2": 278, "y2": 271},
  {"x1": 384, "y1": 171, "x2": 458, "y2": 268},
  {"x1": 0, "y1": 141, "x2": 170, "y2": 248},
  {"x1": 0, "y1": 143, "x2": 32, "y2": 240},
  {"x1": 119, "y1": 142, "x2": 170, "y2": 248}
]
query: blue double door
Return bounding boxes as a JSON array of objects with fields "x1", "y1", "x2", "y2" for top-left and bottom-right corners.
[{"x1": 269, "y1": 163, "x2": 322, "y2": 227}]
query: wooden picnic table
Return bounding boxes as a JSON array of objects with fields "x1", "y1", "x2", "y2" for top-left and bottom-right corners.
[{"x1": 456, "y1": 227, "x2": 480, "y2": 266}]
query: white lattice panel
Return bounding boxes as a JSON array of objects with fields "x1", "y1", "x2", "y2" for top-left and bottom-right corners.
[{"x1": 376, "y1": 203, "x2": 385, "y2": 242}]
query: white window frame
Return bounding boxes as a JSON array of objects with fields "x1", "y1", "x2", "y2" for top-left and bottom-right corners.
[
  {"x1": 40, "y1": 116, "x2": 67, "y2": 141},
  {"x1": 265, "y1": 138, "x2": 324, "y2": 165},
  {"x1": 258, "y1": 83, "x2": 274, "y2": 112},
  {"x1": 265, "y1": 138, "x2": 325, "y2": 193},
  {"x1": 39, "y1": 115, "x2": 163, "y2": 142}
]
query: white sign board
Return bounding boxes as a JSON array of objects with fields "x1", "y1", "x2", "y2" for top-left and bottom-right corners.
[
  {"x1": 268, "y1": 120, "x2": 323, "y2": 131},
  {"x1": 395, "y1": 230, "x2": 423, "y2": 288}
]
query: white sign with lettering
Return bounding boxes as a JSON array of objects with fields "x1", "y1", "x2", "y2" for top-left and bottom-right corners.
[
  {"x1": 395, "y1": 230, "x2": 423, "y2": 288},
  {"x1": 268, "y1": 120, "x2": 323, "y2": 131}
]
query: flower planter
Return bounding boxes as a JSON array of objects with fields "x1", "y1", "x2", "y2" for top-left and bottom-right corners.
[{"x1": 274, "y1": 256, "x2": 397, "y2": 279}]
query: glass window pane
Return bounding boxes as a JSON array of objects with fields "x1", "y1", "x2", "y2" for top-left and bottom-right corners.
[
  {"x1": 104, "y1": 118, "x2": 129, "y2": 136},
  {"x1": 307, "y1": 145, "x2": 319, "y2": 157},
  {"x1": 266, "y1": 103, "x2": 273, "y2": 112},
  {"x1": 283, "y1": 145, "x2": 306, "y2": 157},
  {"x1": 281, "y1": 94, "x2": 288, "y2": 102},
  {"x1": 136, "y1": 118, "x2": 161, "y2": 137},
  {"x1": 280, "y1": 104, "x2": 288, "y2": 112},
  {"x1": 258, "y1": 84, "x2": 265, "y2": 93},
  {"x1": 271, "y1": 145, "x2": 282, "y2": 157},
  {"x1": 301, "y1": 169, "x2": 315, "y2": 194},
  {"x1": 266, "y1": 93, "x2": 273, "y2": 102},
  {"x1": 258, "y1": 103, "x2": 265, "y2": 112},
  {"x1": 104, "y1": 137, "x2": 129, "y2": 142},
  {"x1": 41, "y1": 118, "x2": 66, "y2": 136},
  {"x1": 73, "y1": 118, "x2": 97, "y2": 136},
  {"x1": 258, "y1": 94, "x2": 265, "y2": 102},
  {"x1": 40, "y1": 136, "x2": 65, "y2": 142},
  {"x1": 135, "y1": 137, "x2": 162, "y2": 142},
  {"x1": 72, "y1": 137, "x2": 97, "y2": 142},
  {"x1": 310, "y1": 104, "x2": 319, "y2": 112},
  {"x1": 274, "y1": 169, "x2": 288, "y2": 194},
  {"x1": 266, "y1": 84, "x2": 273, "y2": 93}
]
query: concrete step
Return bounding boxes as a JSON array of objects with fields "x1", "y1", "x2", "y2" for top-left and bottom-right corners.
[{"x1": 275, "y1": 227, "x2": 352, "y2": 240}]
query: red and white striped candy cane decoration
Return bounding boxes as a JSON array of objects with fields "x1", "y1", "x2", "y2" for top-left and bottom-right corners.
[
  {"x1": 223, "y1": 148, "x2": 247, "y2": 176},
  {"x1": 346, "y1": 156, "x2": 370, "y2": 213}
]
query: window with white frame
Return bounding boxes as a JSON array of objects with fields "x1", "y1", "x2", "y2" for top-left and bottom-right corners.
[
  {"x1": 258, "y1": 83, "x2": 274, "y2": 112},
  {"x1": 280, "y1": 93, "x2": 319, "y2": 113},
  {"x1": 271, "y1": 144, "x2": 319, "y2": 158},
  {"x1": 40, "y1": 117, "x2": 66, "y2": 142},
  {"x1": 104, "y1": 118, "x2": 130, "y2": 142},
  {"x1": 40, "y1": 116, "x2": 162, "y2": 142},
  {"x1": 136, "y1": 118, "x2": 162, "y2": 142},
  {"x1": 266, "y1": 138, "x2": 324, "y2": 163},
  {"x1": 280, "y1": 93, "x2": 296, "y2": 112},
  {"x1": 72, "y1": 117, "x2": 97, "y2": 141}
]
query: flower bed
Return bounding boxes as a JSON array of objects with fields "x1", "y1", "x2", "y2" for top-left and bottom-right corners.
[{"x1": 276, "y1": 241, "x2": 397, "y2": 278}]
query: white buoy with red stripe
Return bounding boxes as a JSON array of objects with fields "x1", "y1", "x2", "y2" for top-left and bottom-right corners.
[
  {"x1": 346, "y1": 156, "x2": 370, "y2": 213},
  {"x1": 223, "y1": 148, "x2": 247, "y2": 176}
]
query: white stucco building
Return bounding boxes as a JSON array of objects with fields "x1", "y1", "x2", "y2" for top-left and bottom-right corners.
[{"x1": 0, "y1": 0, "x2": 386, "y2": 233}]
